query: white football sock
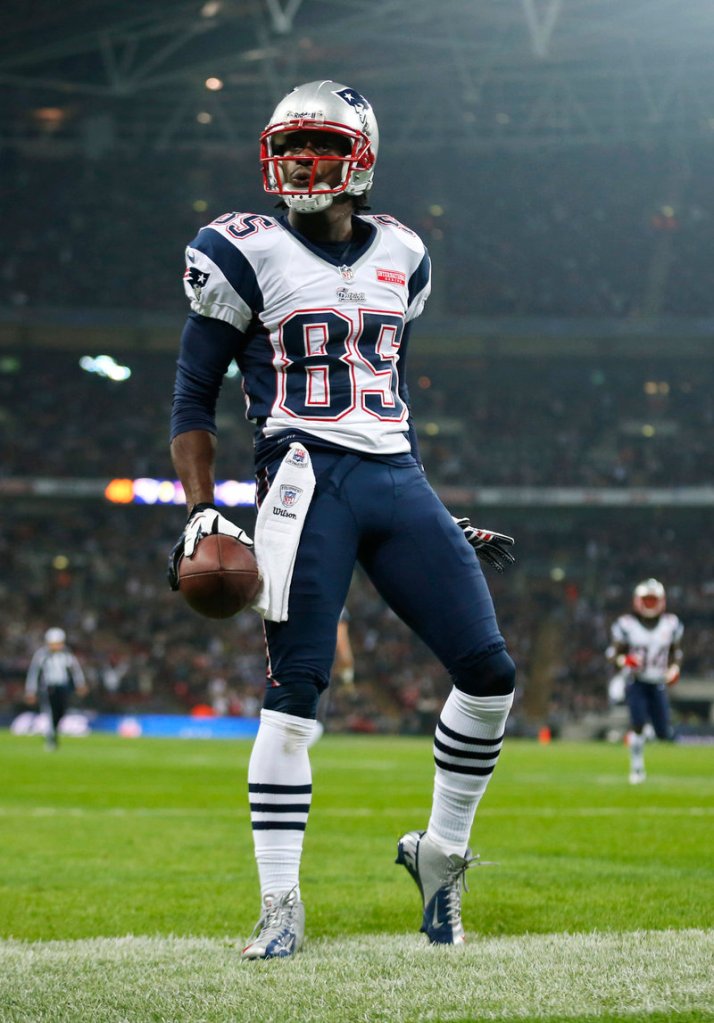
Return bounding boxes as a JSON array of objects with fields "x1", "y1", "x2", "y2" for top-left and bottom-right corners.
[
  {"x1": 629, "y1": 731, "x2": 645, "y2": 774},
  {"x1": 248, "y1": 708, "x2": 315, "y2": 901},
  {"x1": 427, "y1": 688, "x2": 513, "y2": 857}
]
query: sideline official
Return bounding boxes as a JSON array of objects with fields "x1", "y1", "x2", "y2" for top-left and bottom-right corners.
[{"x1": 25, "y1": 628, "x2": 87, "y2": 750}]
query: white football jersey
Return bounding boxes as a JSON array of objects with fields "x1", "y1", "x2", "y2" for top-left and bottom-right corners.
[
  {"x1": 610, "y1": 613, "x2": 683, "y2": 684},
  {"x1": 183, "y1": 212, "x2": 431, "y2": 456}
]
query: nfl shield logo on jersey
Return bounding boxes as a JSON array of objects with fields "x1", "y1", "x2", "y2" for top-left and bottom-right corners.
[
  {"x1": 280, "y1": 484, "x2": 303, "y2": 508},
  {"x1": 338, "y1": 264, "x2": 354, "y2": 282}
]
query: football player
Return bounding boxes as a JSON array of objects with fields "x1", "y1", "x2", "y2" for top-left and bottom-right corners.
[
  {"x1": 607, "y1": 579, "x2": 683, "y2": 784},
  {"x1": 168, "y1": 80, "x2": 516, "y2": 958}
]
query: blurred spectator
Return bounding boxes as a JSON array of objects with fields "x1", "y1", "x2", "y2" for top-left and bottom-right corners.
[
  {"x1": 1, "y1": 350, "x2": 712, "y2": 488},
  {"x1": 1, "y1": 505, "x2": 712, "y2": 733},
  {"x1": 3, "y1": 141, "x2": 714, "y2": 317},
  {"x1": 2, "y1": 135, "x2": 714, "y2": 733}
]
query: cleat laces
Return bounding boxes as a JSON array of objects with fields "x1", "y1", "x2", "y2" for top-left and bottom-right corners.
[
  {"x1": 243, "y1": 887, "x2": 300, "y2": 956},
  {"x1": 442, "y1": 853, "x2": 474, "y2": 928}
]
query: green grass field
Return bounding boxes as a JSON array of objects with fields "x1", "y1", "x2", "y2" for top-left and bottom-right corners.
[{"x1": 0, "y1": 731, "x2": 712, "y2": 1022}]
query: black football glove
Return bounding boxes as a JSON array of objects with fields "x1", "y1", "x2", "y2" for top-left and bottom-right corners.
[
  {"x1": 453, "y1": 517, "x2": 515, "y2": 572},
  {"x1": 167, "y1": 502, "x2": 254, "y2": 591}
]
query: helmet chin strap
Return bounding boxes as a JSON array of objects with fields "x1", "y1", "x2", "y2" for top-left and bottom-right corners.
[{"x1": 284, "y1": 182, "x2": 334, "y2": 214}]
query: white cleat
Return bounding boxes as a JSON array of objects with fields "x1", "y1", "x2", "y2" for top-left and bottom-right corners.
[
  {"x1": 241, "y1": 888, "x2": 305, "y2": 960},
  {"x1": 396, "y1": 830, "x2": 473, "y2": 945},
  {"x1": 629, "y1": 769, "x2": 646, "y2": 785}
]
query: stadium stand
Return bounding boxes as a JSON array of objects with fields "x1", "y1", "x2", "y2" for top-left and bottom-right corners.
[
  {"x1": 3, "y1": 142, "x2": 714, "y2": 317},
  {"x1": 1, "y1": 349, "x2": 712, "y2": 488},
  {"x1": 1, "y1": 500, "x2": 712, "y2": 736},
  {"x1": 2, "y1": 138, "x2": 713, "y2": 736}
]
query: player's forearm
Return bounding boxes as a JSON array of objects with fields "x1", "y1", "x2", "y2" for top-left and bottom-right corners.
[{"x1": 171, "y1": 430, "x2": 217, "y2": 510}]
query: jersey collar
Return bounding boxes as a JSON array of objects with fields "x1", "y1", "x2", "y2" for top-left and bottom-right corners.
[{"x1": 277, "y1": 214, "x2": 376, "y2": 268}]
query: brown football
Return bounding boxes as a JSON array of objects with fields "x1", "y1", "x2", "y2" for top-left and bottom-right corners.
[{"x1": 178, "y1": 534, "x2": 261, "y2": 619}]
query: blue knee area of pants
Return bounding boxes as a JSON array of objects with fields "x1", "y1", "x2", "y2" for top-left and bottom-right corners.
[
  {"x1": 262, "y1": 680, "x2": 321, "y2": 719},
  {"x1": 452, "y1": 646, "x2": 516, "y2": 697}
]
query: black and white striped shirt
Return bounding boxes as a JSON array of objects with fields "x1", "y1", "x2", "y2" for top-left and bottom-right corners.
[{"x1": 25, "y1": 646, "x2": 85, "y2": 695}]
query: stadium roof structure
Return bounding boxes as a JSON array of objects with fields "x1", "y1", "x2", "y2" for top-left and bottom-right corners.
[{"x1": 2, "y1": 0, "x2": 714, "y2": 157}]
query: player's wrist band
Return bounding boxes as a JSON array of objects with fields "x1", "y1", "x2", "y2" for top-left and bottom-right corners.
[{"x1": 188, "y1": 501, "x2": 218, "y2": 519}]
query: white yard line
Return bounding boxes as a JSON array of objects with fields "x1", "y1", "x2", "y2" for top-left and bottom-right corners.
[{"x1": 0, "y1": 804, "x2": 713, "y2": 818}]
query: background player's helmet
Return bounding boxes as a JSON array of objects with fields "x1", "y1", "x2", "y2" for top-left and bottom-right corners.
[
  {"x1": 45, "y1": 627, "x2": 66, "y2": 645},
  {"x1": 633, "y1": 578, "x2": 666, "y2": 619},
  {"x1": 260, "y1": 80, "x2": 379, "y2": 213}
]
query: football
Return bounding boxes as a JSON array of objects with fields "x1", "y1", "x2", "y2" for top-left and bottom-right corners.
[{"x1": 178, "y1": 534, "x2": 261, "y2": 619}]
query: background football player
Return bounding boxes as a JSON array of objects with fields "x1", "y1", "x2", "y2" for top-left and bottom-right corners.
[
  {"x1": 168, "y1": 80, "x2": 516, "y2": 959},
  {"x1": 606, "y1": 579, "x2": 683, "y2": 784}
]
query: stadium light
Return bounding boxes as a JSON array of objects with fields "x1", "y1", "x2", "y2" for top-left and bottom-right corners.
[
  {"x1": 79, "y1": 355, "x2": 131, "y2": 381},
  {"x1": 104, "y1": 477, "x2": 256, "y2": 506}
]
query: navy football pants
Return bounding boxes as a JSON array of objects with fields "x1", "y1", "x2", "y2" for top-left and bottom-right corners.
[
  {"x1": 626, "y1": 679, "x2": 671, "y2": 739},
  {"x1": 262, "y1": 451, "x2": 513, "y2": 718}
]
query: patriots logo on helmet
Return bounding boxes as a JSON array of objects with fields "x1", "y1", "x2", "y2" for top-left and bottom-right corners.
[
  {"x1": 334, "y1": 87, "x2": 371, "y2": 132},
  {"x1": 334, "y1": 87, "x2": 369, "y2": 113}
]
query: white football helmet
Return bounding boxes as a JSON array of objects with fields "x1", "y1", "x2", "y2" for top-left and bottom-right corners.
[
  {"x1": 45, "y1": 627, "x2": 66, "y2": 645},
  {"x1": 260, "y1": 80, "x2": 379, "y2": 213},
  {"x1": 633, "y1": 578, "x2": 666, "y2": 619}
]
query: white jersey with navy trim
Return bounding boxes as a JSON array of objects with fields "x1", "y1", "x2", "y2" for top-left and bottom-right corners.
[
  {"x1": 183, "y1": 212, "x2": 431, "y2": 456},
  {"x1": 610, "y1": 613, "x2": 683, "y2": 684}
]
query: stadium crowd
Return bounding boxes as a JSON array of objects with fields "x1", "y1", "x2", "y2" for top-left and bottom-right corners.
[
  {"x1": 2, "y1": 135, "x2": 714, "y2": 737},
  {"x1": 3, "y1": 141, "x2": 714, "y2": 318},
  {"x1": 1, "y1": 350, "x2": 712, "y2": 489},
  {"x1": 0, "y1": 504, "x2": 712, "y2": 735}
]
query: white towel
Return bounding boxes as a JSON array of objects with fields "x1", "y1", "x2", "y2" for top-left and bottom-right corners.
[{"x1": 251, "y1": 443, "x2": 316, "y2": 622}]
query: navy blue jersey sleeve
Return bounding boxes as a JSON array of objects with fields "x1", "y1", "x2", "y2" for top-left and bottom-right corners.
[{"x1": 170, "y1": 312, "x2": 244, "y2": 440}]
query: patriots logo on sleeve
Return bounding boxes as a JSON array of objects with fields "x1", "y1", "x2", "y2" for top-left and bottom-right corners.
[{"x1": 184, "y1": 266, "x2": 210, "y2": 298}]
